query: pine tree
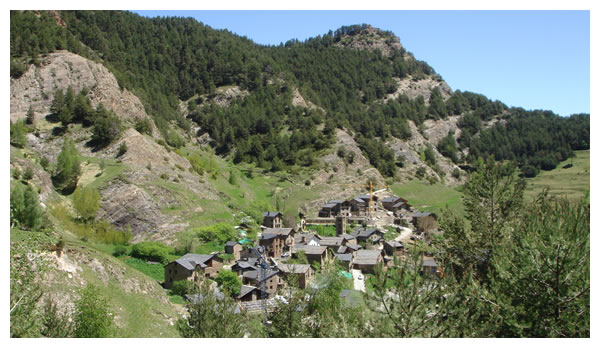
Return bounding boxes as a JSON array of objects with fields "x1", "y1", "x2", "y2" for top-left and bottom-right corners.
[{"x1": 52, "y1": 138, "x2": 81, "y2": 194}]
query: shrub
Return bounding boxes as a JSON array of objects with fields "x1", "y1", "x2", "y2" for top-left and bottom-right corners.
[
  {"x1": 112, "y1": 245, "x2": 128, "y2": 257},
  {"x1": 214, "y1": 269, "x2": 242, "y2": 297},
  {"x1": 40, "y1": 156, "x2": 50, "y2": 171},
  {"x1": 10, "y1": 120, "x2": 27, "y2": 148},
  {"x1": 415, "y1": 166, "x2": 426, "y2": 179},
  {"x1": 116, "y1": 142, "x2": 127, "y2": 157},
  {"x1": 53, "y1": 138, "x2": 81, "y2": 194},
  {"x1": 22, "y1": 167, "x2": 34, "y2": 182},
  {"x1": 130, "y1": 241, "x2": 173, "y2": 264},
  {"x1": 521, "y1": 165, "x2": 538, "y2": 178},
  {"x1": 194, "y1": 223, "x2": 237, "y2": 244},
  {"x1": 452, "y1": 168, "x2": 461, "y2": 179},
  {"x1": 10, "y1": 182, "x2": 43, "y2": 231},
  {"x1": 170, "y1": 280, "x2": 198, "y2": 297},
  {"x1": 73, "y1": 285, "x2": 114, "y2": 338},
  {"x1": 135, "y1": 118, "x2": 153, "y2": 135},
  {"x1": 73, "y1": 185, "x2": 100, "y2": 222}
]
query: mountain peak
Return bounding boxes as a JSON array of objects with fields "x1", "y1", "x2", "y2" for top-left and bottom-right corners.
[{"x1": 333, "y1": 24, "x2": 404, "y2": 57}]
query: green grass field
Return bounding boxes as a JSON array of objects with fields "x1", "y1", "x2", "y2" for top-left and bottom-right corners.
[
  {"x1": 525, "y1": 150, "x2": 590, "y2": 201},
  {"x1": 390, "y1": 180, "x2": 464, "y2": 216}
]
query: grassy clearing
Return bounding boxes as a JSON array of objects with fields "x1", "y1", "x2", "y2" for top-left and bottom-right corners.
[
  {"x1": 306, "y1": 224, "x2": 337, "y2": 237},
  {"x1": 390, "y1": 180, "x2": 464, "y2": 216},
  {"x1": 525, "y1": 150, "x2": 590, "y2": 201},
  {"x1": 121, "y1": 256, "x2": 165, "y2": 283},
  {"x1": 79, "y1": 156, "x2": 128, "y2": 191}
]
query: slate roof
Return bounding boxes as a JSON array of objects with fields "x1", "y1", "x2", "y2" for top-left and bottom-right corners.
[
  {"x1": 263, "y1": 228, "x2": 294, "y2": 236},
  {"x1": 382, "y1": 196, "x2": 400, "y2": 203},
  {"x1": 321, "y1": 203, "x2": 337, "y2": 209},
  {"x1": 173, "y1": 253, "x2": 216, "y2": 271},
  {"x1": 318, "y1": 237, "x2": 344, "y2": 247},
  {"x1": 392, "y1": 201, "x2": 407, "y2": 208},
  {"x1": 225, "y1": 241, "x2": 239, "y2": 247},
  {"x1": 334, "y1": 253, "x2": 353, "y2": 262},
  {"x1": 340, "y1": 234, "x2": 356, "y2": 240},
  {"x1": 413, "y1": 212, "x2": 434, "y2": 218},
  {"x1": 263, "y1": 212, "x2": 282, "y2": 218},
  {"x1": 233, "y1": 261, "x2": 258, "y2": 271},
  {"x1": 260, "y1": 233, "x2": 278, "y2": 240},
  {"x1": 385, "y1": 240, "x2": 404, "y2": 248},
  {"x1": 352, "y1": 228, "x2": 379, "y2": 238},
  {"x1": 328, "y1": 199, "x2": 344, "y2": 204},
  {"x1": 243, "y1": 269, "x2": 279, "y2": 281},
  {"x1": 278, "y1": 263, "x2": 311, "y2": 274},
  {"x1": 353, "y1": 250, "x2": 382, "y2": 265},
  {"x1": 356, "y1": 194, "x2": 372, "y2": 201},
  {"x1": 237, "y1": 285, "x2": 260, "y2": 299},
  {"x1": 293, "y1": 245, "x2": 327, "y2": 255}
]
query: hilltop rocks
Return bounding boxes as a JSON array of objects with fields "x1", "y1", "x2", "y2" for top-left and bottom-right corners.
[
  {"x1": 333, "y1": 25, "x2": 403, "y2": 57},
  {"x1": 10, "y1": 51, "x2": 152, "y2": 128}
]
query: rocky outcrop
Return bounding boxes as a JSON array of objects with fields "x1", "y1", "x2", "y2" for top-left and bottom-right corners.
[
  {"x1": 333, "y1": 25, "x2": 403, "y2": 57},
  {"x1": 10, "y1": 51, "x2": 154, "y2": 132},
  {"x1": 388, "y1": 76, "x2": 453, "y2": 103}
]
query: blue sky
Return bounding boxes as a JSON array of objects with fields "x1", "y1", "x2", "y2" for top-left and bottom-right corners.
[{"x1": 134, "y1": 10, "x2": 590, "y2": 116}]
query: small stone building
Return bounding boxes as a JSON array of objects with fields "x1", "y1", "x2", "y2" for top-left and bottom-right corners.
[
  {"x1": 277, "y1": 263, "x2": 314, "y2": 289},
  {"x1": 259, "y1": 228, "x2": 295, "y2": 258},
  {"x1": 164, "y1": 253, "x2": 223, "y2": 289},
  {"x1": 224, "y1": 241, "x2": 242, "y2": 261},
  {"x1": 292, "y1": 245, "x2": 328, "y2": 267},
  {"x1": 412, "y1": 212, "x2": 438, "y2": 233},
  {"x1": 383, "y1": 240, "x2": 404, "y2": 257},
  {"x1": 263, "y1": 212, "x2": 283, "y2": 228},
  {"x1": 243, "y1": 269, "x2": 280, "y2": 298},
  {"x1": 353, "y1": 249, "x2": 383, "y2": 274}
]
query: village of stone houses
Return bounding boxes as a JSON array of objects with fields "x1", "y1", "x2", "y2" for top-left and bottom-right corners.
[{"x1": 164, "y1": 190, "x2": 439, "y2": 313}]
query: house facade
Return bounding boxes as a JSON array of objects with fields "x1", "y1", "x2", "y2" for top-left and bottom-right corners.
[
  {"x1": 164, "y1": 253, "x2": 223, "y2": 288},
  {"x1": 259, "y1": 228, "x2": 295, "y2": 258},
  {"x1": 277, "y1": 263, "x2": 314, "y2": 289},
  {"x1": 353, "y1": 249, "x2": 383, "y2": 274},
  {"x1": 263, "y1": 212, "x2": 283, "y2": 228},
  {"x1": 224, "y1": 241, "x2": 242, "y2": 261}
]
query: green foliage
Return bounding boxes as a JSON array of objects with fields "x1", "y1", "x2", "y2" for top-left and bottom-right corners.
[
  {"x1": 10, "y1": 120, "x2": 28, "y2": 148},
  {"x1": 228, "y1": 169, "x2": 237, "y2": 186},
  {"x1": 52, "y1": 138, "x2": 81, "y2": 194},
  {"x1": 214, "y1": 269, "x2": 242, "y2": 297},
  {"x1": 10, "y1": 182, "x2": 43, "y2": 231},
  {"x1": 112, "y1": 245, "x2": 128, "y2": 257},
  {"x1": 423, "y1": 144, "x2": 437, "y2": 166},
  {"x1": 72, "y1": 185, "x2": 101, "y2": 222},
  {"x1": 193, "y1": 223, "x2": 237, "y2": 244},
  {"x1": 427, "y1": 87, "x2": 447, "y2": 119},
  {"x1": 356, "y1": 136, "x2": 396, "y2": 177},
  {"x1": 177, "y1": 283, "x2": 248, "y2": 337},
  {"x1": 91, "y1": 104, "x2": 121, "y2": 146},
  {"x1": 116, "y1": 142, "x2": 128, "y2": 157},
  {"x1": 437, "y1": 131, "x2": 459, "y2": 163},
  {"x1": 123, "y1": 257, "x2": 165, "y2": 282},
  {"x1": 26, "y1": 105, "x2": 35, "y2": 125},
  {"x1": 73, "y1": 285, "x2": 114, "y2": 338},
  {"x1": 135, "y1": 118, "x2": 153, "y2": 135},
  {"x1": 170, "y1": 280, "x2": 198, "y2": 297},
  {"x1": 22, "y1": 166, "x2": 34, "y2": 182},
  {"x1": 10, "y1": 239, "x2": 45, "y2": 337},
  {"x1": 487, "y1": 193, "x2": 589, "y2": 337},
  {"x1": 130, "y1": 241, "x2": 174, "y2": 264}
]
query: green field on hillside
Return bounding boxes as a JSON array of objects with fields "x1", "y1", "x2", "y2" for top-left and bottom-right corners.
[
  {"x1": 390, "y1": 180, "x2": 464, "y2": 216},
  {"x1": 525, "y1": 150, "x2": 590, "y2": 201}
]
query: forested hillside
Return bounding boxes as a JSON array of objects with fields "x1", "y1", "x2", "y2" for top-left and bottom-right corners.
[{"x1": 10, "y1": 10, "x2": 589, "y2": 178}]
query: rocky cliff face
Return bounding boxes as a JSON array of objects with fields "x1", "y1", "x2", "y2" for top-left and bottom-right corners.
[{"x1": 10, "y1": 51, "x2": 154, "y2": 134}]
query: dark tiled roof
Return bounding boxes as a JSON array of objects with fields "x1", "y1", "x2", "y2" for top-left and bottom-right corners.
[
  {"x1": 413, "y1": 212, "x2": 434, "y2": 217},
  {"x1": 173, "y1": 253, "x2": 216, "y2": 271},
  {"x1": 328, "y1": 200, "x2": 344, "y2": 204},
  {"x1": 334, "y1": 253, "x2": 353, "y2": 262},
  {"x1": 318, "y1": 237, "x2": 344, "y2": 247},
  {"x1": 340, "y1": 234, "x2": 356, "y2": 240},
  {"x1": 385, "y1": 240, "x2": 404, "y2": 248},
  {"x1": 353, "y1": 250, "x2": 382, "y2": 265},
  {"x1": 382, "y1": 196, "x2": 400, "y2": 203},
  {"x1": 356, "y1": 194, "x2": 372, "y2": 201},
  {"x1": 263, "y1": 228, "x2": 294, "y2": 236},
  {"x1": 237, "y1": 285, "x2": 259, "y2": 299},
  {"x1": 352, "y1": 228, "x2": 379, "y2": 238},
  {"x1": 225, "y1": 241, "x2": 239, "y2": 247},
  {"x1": 243, "y1": 269, "x2": 279, "y2": 281},
  {"x1": 263, "y1": 211, "x2": 282, "y2": 218},
  {"x1": 293, "y1": 245, "x2": 327, "y2": 255},
  {"x1": 260, "y1": 233, "x2": 278, "y2": 240},
  {"x1": 321, "y1": 203, "x2": 337, "y2": 209}
]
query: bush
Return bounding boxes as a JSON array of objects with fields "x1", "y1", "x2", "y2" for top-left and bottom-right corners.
[
  {"x1": 521, "y1": 165, "x2": 538, "y2": 178},
  {"x1": 22, "y1": 167, "x2": 34, "y2": 182},
  {"x1": 10, "y1": 120, "x2": 27, "y2": 148},
  {"x1": 112, "y1": 245, "x2": 128, "y2": 257},
  {"x1": 415, "y1": 166, "x2": 427, "y2": 179},
  {"x1": 116, "y1": 142, "x2": 127, "y2": 157},
  {"x1": 52, "y1": 138, "x2": 81, "y2": 194},
  {"x1": 10, "y1": 182, "x2": 43, "y2": 231},
  {"x1": 194, "y1": 223, "x2": 237, "y2": 244},
  {"x1": 73, "y1": 285, "x2": 114, "y2": 338},
  {"x1": 73, "y1": 185, "x2": 100, "y2": 222},
  {"x1": 452, "y1": 168, "x2": 461, "y2": 179},
  {"x1": 130, "y1": 241, "x2": 173, "y2": 264},
  {"x1": 170, "y1": 280, "x2": 198, "y2": 297},
  {"x1": 214, "y1": 269, "x2": 242, "y2": 297},
  {"x1": 135, "y1": 118, "x2": 153, "y2": 135},
  {"x1": 91, "y1": 105, "x2": 121, "y2": 146}
]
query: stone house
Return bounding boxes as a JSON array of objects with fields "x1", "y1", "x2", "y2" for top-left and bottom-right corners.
[
  {"x1": 292, "y1": 245, "x2": 329, "y2": 267},
  {"x1": 164, "y1": 253, "x2": 223, "y2": 289},
  {"x1": 263, "y1": 211, "x2": 283, "y2": 228},
  {"x1": 259, "y1": 228, "x2": 295, "y2": 258},
  {"x1": 231, "y1": 259, "x2": 259, "y2": 276},
  {"x1": 383, "y1": 240, "x2": 404, "y2": 257},
  {"x1": 243, "y1": 269, "x2": 280, "y2": 298},
  {"x1": 277, "y1": 263, "x2": 314, "y2": 289},
  {"x1": 352, "y1": 227, "x2": 385, "y2": 244},
  {"x1": 412, "y1": 212, "x2": 438, "y2": 233},
  {"x1": 422, "y1": 258, "x2": 440, "y2": 277},
  {"x1": 353, "y1": 249, "x2": 383, "y2": 274},
  {"x1": 334, "y1": 253, "x2": 354, "y2": 271},
  {"x1": 237, "y1": 285, "x2": 268, "y2": 302},
  {"x1": 382, "y1": 196, "x2": 410, "y2": 212},
  {"x1": 224, "y1": 241, "x2": 242, "y2": 261}
]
